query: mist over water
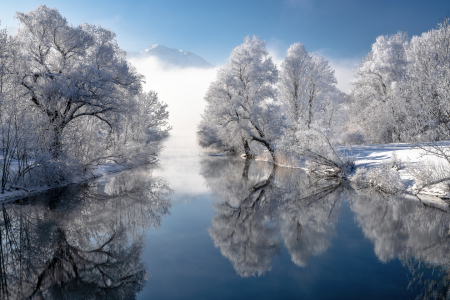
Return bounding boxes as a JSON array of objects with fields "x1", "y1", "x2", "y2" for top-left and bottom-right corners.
[
  {"x1": 128, "y1": 56, "x2": 219, "y2": 137},
  {"x1": 127, "y1": 56, "x2": 219, "y2": 202}
]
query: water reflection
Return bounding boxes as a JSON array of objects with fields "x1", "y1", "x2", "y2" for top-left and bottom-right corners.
[
  {"x1": 202, "y1": 157, "x2": 342, "y2": 277},
  {"x1": 4, "y1": 156, "x2": 450, "y2": 299},
  {"x1": 0, "y1": 168, "x2": 171, "y2": 299},
  {"x1": 203, "y1": 157, "x2": 450, "y2": 298},
  {"x1": 348, "y1": 189, "x2": 450, "y2": 299}
]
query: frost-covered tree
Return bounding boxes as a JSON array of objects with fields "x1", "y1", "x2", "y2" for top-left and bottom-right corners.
[
  {"x1": 197, "y1": 36, "x2": 279, "y2": 161},
  {"x1": 117, "y1": 91, "x2": 170, "y2": 163},
  {"x1": 278, "y1": 42, "x2": 345, "y2": 154},
  {"x1": 0, "y1": 6, "x2": 170, "y2": 191},
  {"x1": 405, "y1": 18, "x2": 450, "y2": 142},
  {"x1": 396, "y1": 18, "x2": 450, "y2": 185},
  {"x1": 0, "y1": 24, "x2": 40, "y2": 192},
  {"x1": 279, "y1": 43, "x2": 337, "y2": 131},
  {"x1": 64, "y1": 90, "x2": 171, "y2": 167},
  {"x1": 13, "y1": 5, "x2": 143, "y2": 157},
  {"x1": 199, "y1": 37, "x2": 349, "y2": 174},
  {"x1": 304, "y1": 54, "x2": 337, "y2": 129},
  {"x1": 278, "y1": 43, "x2": 311, "y2": 133},
  {"x1": 272, "y1": 42, "x2": 349, "y2": 174},
  {"x1": 347, "y1": 32, "x2": 409, "y2": 144}
]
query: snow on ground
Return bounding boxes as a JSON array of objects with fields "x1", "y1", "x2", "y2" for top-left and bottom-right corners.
[
  {"x1": 0, "y1": 162, "x2": 132, "y2": 203},
  {"x1": 344, "y1": 142, "x2": 450, "y2": 206}
]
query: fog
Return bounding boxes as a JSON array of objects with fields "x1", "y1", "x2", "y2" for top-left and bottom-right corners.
[
  {"x1": 325, "y1": 57, "x2": 358, "y2": 93},
  {"x1": 128, "y1": 56, "x2": 220, "y2": 200},
  {"x1": 128, "y1": 56, "x2": 220, "y2": 137}
]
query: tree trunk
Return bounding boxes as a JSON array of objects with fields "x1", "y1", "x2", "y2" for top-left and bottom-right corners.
[
  {"x1": 50, "y1": 126, "x2": 63, "y2": 158},
  {"x1": 242, "y1": 138, "x2": 253, "y2": 159},
  {"x1": 307, "y1": 85, "x2": 315, "y2": 129},
  {"x1": 242, "y1": 159, "x2": 251, "y2": 180},
  {"x1": 307, "y1": 97, "x2": 313, "y2": 129}
]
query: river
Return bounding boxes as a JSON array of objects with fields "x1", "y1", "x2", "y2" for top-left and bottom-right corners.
[{"x1": 0, "y1": 134, "x2": 449, "y2": 299}]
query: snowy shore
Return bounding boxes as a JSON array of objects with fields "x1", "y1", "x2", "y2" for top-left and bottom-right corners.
[
  {"x1": 0, "y1": 163, "x2": 135, "y2": 203},
  {"x1": 249, "y1": 141, "x2": 450, "y2": 206},
  {"x1": 344, "y1": 142, "x2": 450, "y2": 209},
  {"x1": 347, "y1": 143, "x2": 446, "y2": 194},
  {"x1": 3, "y1": 141, "x2": 450, "y2": 208}
]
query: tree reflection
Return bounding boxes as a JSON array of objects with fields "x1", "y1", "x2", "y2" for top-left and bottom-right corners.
[
  {"x1": 348, "y1": 189, "x2": 450, "y2": 299},
  {"x1": 202, "y1": 157, "x2": 342, "y2": 277},
  {"x1": 0, "y1": 168, "x2": 171, "y2": 299},
  {"x1": 203, "y1": 157, "x2": 450, "y2": 297}
]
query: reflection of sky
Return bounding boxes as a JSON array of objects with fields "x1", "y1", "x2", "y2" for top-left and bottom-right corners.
[
  {"x1": 153, "y1": 134, "x2": 210, "y2": 203},
  {"x1": 138, "y1": 156, "x2": 420, "y2": 299},
  {"x1": 137, "y1": 197, "x2": 415, "y2": 299}
]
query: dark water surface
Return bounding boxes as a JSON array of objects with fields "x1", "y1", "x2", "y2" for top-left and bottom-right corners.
[{"x1": 1, "y1": 136, "x2": 449, "y2": 299}]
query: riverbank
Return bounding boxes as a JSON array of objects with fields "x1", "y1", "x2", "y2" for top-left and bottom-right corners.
[
  {"x1": 225, "y1": 141, "x2": 450, "y2": 206},
  {"x1": 4, "y1": 139, "x2": 450, "y2": 207},
  {"x1": 346, "y1": 142, "x2": 449, "y2": 195},
  {"x1": 0, "y1": 162, "x2": 147, "y2": 203}
]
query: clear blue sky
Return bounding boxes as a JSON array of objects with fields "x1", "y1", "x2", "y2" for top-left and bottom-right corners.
[{"x1": 0, "y1": 0, "x2": 449, "y2": 64}]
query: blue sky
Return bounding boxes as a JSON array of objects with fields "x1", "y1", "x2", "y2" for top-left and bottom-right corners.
[{"x1": 0, "y1": 0, "x2": 448, "y2": 65}]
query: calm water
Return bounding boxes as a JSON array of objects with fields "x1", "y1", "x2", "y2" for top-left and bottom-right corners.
[{"x1": 1, "y1": 136, "x2": 449, "y2": 299}]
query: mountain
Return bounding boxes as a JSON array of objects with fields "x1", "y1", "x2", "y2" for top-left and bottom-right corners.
[{"x1": 128, "y1": 44, "x2": 214, "y2": 69}]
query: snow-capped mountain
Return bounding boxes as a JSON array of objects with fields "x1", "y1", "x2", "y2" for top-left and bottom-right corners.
[{"x1": 128, "y1": 44, "x2": 214, "y2": 69}]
